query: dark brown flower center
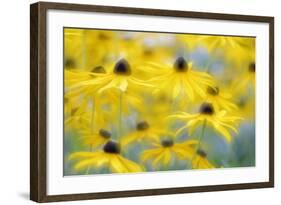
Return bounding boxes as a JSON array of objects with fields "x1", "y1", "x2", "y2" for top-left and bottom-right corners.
[
  {"x1": 143, "y1": 48, "x2": 154, "y2": 56},
  {"x1": 197, "y1": 149, "x2": 207, "y2": 158},
  {"x1": 91, "y1": 66, "x2": 106, "y2": 73},
  {"x1": 65, "y1": 58, "x2": 76, "y2": 68},
  {"x1": 113, "y1": 59, "x2": 132, "y2": 76},
  {"x1": 199, "y1": 103, "x2": 214, "y2": 115},
  {"x1": 103, "y1": 140, "x2": 120, "y2": 154},
  {"x1": 237, "y1": 97, "x2": 246, "y2": 108},
  {"x1": 136, "y1": 121, "x2": 149, "y2": 131},
  {"x1": 98, "y1": 33, "x2": 111, "y2": 40},
  {"x1": 71, "y1": 108, "x2": 78, "y2": 116},
  {"x1": 161, "y1": 139, "x2": 174, "y2": 147},
  {"x1": 64, "y1": 97, "x2": 69, "y2": 104},
  {"x1": 174, "y1": 57, "x2": 188, "y2": 72},
  {"x1": 99, "y1": 129, "x2": 111, "y2": 139},
  {"x1": 207, "y1": 86, "x2": 219, "y2": 96},
  {"x1": 248, "y1": 62, "x2": 255, "y2": 73}
]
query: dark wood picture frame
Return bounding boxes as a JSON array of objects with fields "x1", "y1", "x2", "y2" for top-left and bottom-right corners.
[{"x1": 30, "y1": 1, "x2": 274, "y2": 203}]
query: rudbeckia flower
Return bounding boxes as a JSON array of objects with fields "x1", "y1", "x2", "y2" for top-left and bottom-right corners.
[
  {"x1": 192, "y1": 149, "x2": 215, "y2": 169},
  {"x1": 147, "y1": 57, "x2": 215, "y2": 101},
  {"x1": 205, "y1": 86, "x2": 238, "y2": 112},
  {"x1": 121, "y1": 121, "x2": 169, "y2": 146},
  {"x1": 64, "y1": 29, "x2": 85, "y2": 70},
  {"x1": 198, "y1": 36, "x2": 254, "y2": 51},
  {"x1": 234, "y1": 96, "x2": 255, "y2": 120},
  {"x1": 69, "y1": 140, "x2": 144, "y2": 173},
  {"x1": 64, "y1": 92, "x2": 111, "y2": 133},
  {"x1": 64, "y1": 66, "x2": 106, "y2": 87},
  {"x1": 104, "y1": 88, "x2": 143, "y2": 115},
  {"x1": 141, "y1": 138, "x2": 198, "y2": 168},
  {"x1": 196, "y1": 36, "x2": 255, "y2": 65},
  {"x1": 233, "y1": 62, "x2": 255, "y2": 93},
  {"x1": 69, "y1": 59, "x2": 153, "y2": 95},
  {"x1": 64, "y1": 105, "x2": 91, "y2": 131},
  {"x1": 79, "y1": 128, "x2": 112, "y2": 149},
  {"x1": 176, "y1": 34, "x2": 200, "y2": 50},
  {"x1": 170, "y1": 103, "x2": 242, "y2": 142},
  {"x1": 64, "y1": 96, "x2": 78, "y2": 117},
  {"x1": 64, "y1": 66, "x2": 107, "y2": 99}
]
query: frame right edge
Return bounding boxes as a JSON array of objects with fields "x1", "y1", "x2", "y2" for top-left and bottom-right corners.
[{"x1": 268, "y1": 16, "x2": 274, "y2": 188}]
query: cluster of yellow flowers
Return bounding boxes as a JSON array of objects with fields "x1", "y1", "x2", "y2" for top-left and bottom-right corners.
[{"x1": 64, "y1": 28, "x2": 255, "y2": 175}]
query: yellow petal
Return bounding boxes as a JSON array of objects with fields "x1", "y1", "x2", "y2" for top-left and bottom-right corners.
[
  {"x1": 68, "y1": 152, "x2": 98, "y2": 160},
  {"x1": 118, "y1": 156, "x2": 143, "y2": 172},
  {"x1": 163, "y1": 149, "x2": 172, "y2": 165},
  {"x1": 109, "y1": 155, "x2": 128, "y2": 173},
  {"x1": 211, "y1": 121, "x2": 232, "y2": 142}
]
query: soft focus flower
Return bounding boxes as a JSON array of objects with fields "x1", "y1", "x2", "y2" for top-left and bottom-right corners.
[
  {"x1": 233, "y1": 62, "x2": 256, "y2": 93},
  {"x1": 205, "y1": 86, "x2": 238, "y2": 112},
  {"x1": 69, "y1": 59, "x2": 153, "y2": 95},
  {"x1": 170, "y1": 103, "x2": 242, "y2": 142},
  {"x1": 121, "y1": 121, "x2": 169, "y2": 147},
  {"x1": 192, "y1": 149, "x2": 215, "y2": 169},
  {"x1": 147, "y1": 57, "x2": 215, "y2": 101},
  {"x1": 196, "y1": 36, "x2": 255, "y2": 65},
  {"x1": 69, "y1": 140, "x2": 144, "y2": 173},
  {"x1": 79, "y1": 128, "x2": 112, "y2": 149},
  {"x1": 141, "y1": 138, "x2": 198, "y2": 168}
]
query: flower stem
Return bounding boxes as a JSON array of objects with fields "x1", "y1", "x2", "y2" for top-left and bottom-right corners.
[
  {"x1": 81, "y1": 30, "x2": 87, "y2": 70},
  {"x1": 91, "y1": 97, "x2": 95, "y2": 134},
  {"x1": 197, "y1": 120, "x2": 206, "y2": 150},
  {"x1": 191, "y1": 119, "x2": 207, "y2": 169},
  {"x1": 86, "y1": 98, "x2": 95, "y2": 175},
  {"x1": 85, "y1": 166, "x2": 91, "y2": 175},
  {"x1": 170, "y1": 96, "x2": 178, "y2": 137},
  {"x1": 118, "y1": 91, "x2": 123, "y2": 139}
]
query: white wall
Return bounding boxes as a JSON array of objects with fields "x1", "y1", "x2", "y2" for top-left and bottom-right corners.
[{"x1": 0, "y1": 0, "x2": 279, "y2": 204}]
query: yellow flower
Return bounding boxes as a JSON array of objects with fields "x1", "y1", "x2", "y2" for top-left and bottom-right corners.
[
  {"x1": 69, "y1": 140, "x2": 144, "y2": 173},
  {"x1": 170, "y1": 103, "x2": 242, "y2": 142},
  {"x1": 233, "y1": 96, "x2": 255, "y2": 120},
  {"x1": 147, "y1": 57, "x2": 215, "y2": 101},
  {"x1": 64, "y1": 66, "x2": 106, "y2": 87},
  {"x1": 69, "y1": 59, "x2": 153, "y2": 95},
  {"x1": 141, "y1": 138, "x2": 198, "y2": 168},
  {"x1": 205, "y1": 86, "x2": 238, "y2": 112},
  {"x1": 192, "y1": 149, "x2": 215, "y2": 169},
  {"x1": 176, "y1": 34, "x2": 200, "y2": 50},
  {"x1": 64, "y1": 92, "x2": 111, "y2": 133},
  {"x1": 64, "y1": 104, "x2": 91, "y2": 131},
  {"x1": 64, "y1": 96, "x2": 79, "y2": 117},
  {"x1": 199, "y1": 36, "x2": 253, "y2": 51},
  {"x1": 233, "y1": 62, "x2": 255, "y2": 94},
  {"x1": 64, "y1": 28, "x2": 118, "y2": 70},
  {"x1": 103, "y1": 88, "x2": 143, "y2": 115},
  {"x1": 137, "y1": 93, "x2": 172, "y2": 124},
  {"x1": 121, "y1": 121, "x2": 169, "y2": 147},
  {"x1": 79, "y1": 128, "x2": 112, "y2": 148},
  {"x1": 197, "y1": 36, "x2": 255, "y2": 66},
  {"x1": 64, "y1": 29, "x2": 85, "y2": 70}
]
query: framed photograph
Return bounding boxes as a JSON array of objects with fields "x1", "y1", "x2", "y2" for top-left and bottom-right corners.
[{"x1": 30, "y1": 1, "x2": 274, "y2": 202}]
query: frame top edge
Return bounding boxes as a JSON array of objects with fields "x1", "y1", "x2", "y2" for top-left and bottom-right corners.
[{"x1": 33, "y1": 1, "x2": 274, "y2": 23}]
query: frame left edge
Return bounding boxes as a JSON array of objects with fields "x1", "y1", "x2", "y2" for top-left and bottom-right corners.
[
  {"x1": 30, "y1": 2, "x2": 40, "y2": 202},
  {"x1": 30, "y1": 2, "x2": 48, "y2": 203}
]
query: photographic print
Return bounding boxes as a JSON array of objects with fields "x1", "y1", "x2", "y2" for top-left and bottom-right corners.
[{"x1": 63, "y1": 28, "x2": 256, "y2": 176}]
